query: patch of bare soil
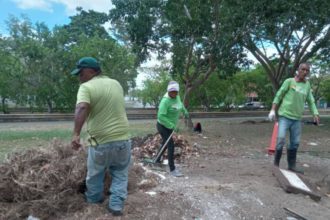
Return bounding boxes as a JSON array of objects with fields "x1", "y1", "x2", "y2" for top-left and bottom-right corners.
[
  {"x1": 1, "y1": 118, "x2": 330, "y2": 220},
  {"x1": 161, "y1": 119, "x2": 330, "y2": 220}
]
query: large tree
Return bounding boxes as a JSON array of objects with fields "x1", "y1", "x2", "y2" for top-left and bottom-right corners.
[
  {"x1": 224, "y1": 0, "x2": 330, "y2": 92},
  {"x1": 4, "y1": 16, "x2": 69, "y2": 112},
  {"x1": 62, "y1": 7, "x2": 110, "y2": 43},
  {"x1": 110, "y1": 0, "x2": 247, "y2": 114},
  {"x1": 61, "y1": 8, "x2": 138, "y2": 94},
  {"x1": 0, "y1": 37, "x2": 24, "y2": 113},
  {"x1": 2, "y1": 10, "x2": 138, "y2": 112}
]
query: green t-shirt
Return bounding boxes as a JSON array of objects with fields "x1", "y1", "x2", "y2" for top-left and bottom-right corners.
[
  {"x1": 76, "y1": 75, "x2": 129, "y2": 145},
  {"x1": 273, "y1": 78, "x2": 319, "y2": 120},
  {"x1": 157, "y1": 93, "x2": 188, "y2": 129}
]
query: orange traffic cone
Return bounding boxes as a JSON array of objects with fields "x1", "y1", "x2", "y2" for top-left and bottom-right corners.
[{"x1": 267, "y1": 122, "x2": 278, "y2": 155}]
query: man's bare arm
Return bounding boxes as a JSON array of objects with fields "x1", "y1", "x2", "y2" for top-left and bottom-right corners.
[{"x1": 72, "y1": 102, "x2": 90, "y2": 150}]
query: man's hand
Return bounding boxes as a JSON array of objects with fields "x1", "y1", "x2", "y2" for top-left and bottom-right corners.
[
  {"x1": 72, "y1": 102, "x2": 89, "y2": 150},
  {"x1": 71, "y1": 134, "x2": 82, "y2": 150},
  {"x1": 268, "y1": 110, "x2": 276, "y2": 121},
  {"x1": 313, "y1": 115, "x2": 320, "y2": 126}
]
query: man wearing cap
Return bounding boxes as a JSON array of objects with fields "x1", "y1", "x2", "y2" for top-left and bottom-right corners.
[
  {"x1": 156, "y1": 81, "x2": 189, "y2": 177},
  {"x1": 71, "y1": 57, "x2": 131, "y2": 216}
]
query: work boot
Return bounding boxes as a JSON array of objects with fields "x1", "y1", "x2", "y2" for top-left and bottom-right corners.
[
  {"x1": 287, "y1": 149, "x2": 304, "y2": 174},
  {"x1": 274, "y1": 149, "x2": 282, "y2": 167}
]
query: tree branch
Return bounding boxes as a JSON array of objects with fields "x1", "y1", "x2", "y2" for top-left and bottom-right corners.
[{"x1": 183, "y1": 37, "x2": 195, "y2": 82}]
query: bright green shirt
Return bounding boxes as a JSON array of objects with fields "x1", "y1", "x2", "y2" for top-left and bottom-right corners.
[
  {"x1": 273, "y1": 78, "x2": 319, "y2": 120},
  {"x1": 76, "y1": 75, "x2": 129, "y2": 145},
  {"x1": 157, "y1": 93, "x2": 188, "y2": 129}
]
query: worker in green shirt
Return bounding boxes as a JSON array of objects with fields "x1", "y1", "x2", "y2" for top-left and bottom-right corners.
[
  {"x1": 157, "y1": 81, "x2": 189, "y2": 177},
  {"x1": 71, "y1": 57, "x2": 130, "y2": 216},
  {"x1": 268, "y1": 63, "x2": 320, "y2": 174}
]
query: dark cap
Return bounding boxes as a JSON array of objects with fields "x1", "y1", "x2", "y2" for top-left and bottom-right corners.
[{"x1": 71, "y1": 57, "x2": 100, "y2": 75}]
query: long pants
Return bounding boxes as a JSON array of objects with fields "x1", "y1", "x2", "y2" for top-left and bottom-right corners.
[
  {"x1": 276, "y1": 116, "x2": 301, "y2": 151},
  {"x1": 85, "y1": 140, "x2": 131, "y2": 211},
  {"x1": 157, "y1": 122, "x2": 175, "y2": 171}
]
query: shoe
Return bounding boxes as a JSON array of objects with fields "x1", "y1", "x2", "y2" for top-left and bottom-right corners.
[
  {"x1": 107, "y1": 207, "x2": 123, "y2": 216},
  {"x1": 170, "y1": 169, "x2": 184, "y2": 177}
]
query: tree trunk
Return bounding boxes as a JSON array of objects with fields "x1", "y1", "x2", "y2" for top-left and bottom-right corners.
[
  {"x1": 46, "y1": 99, "x2": 53, "y2": 113},
  {"x1": 1, "y1": 97, "x2": 9, "y2": 114},
  {"x1": 183, "y1": 84, "x2": 194, "y2": 130}
]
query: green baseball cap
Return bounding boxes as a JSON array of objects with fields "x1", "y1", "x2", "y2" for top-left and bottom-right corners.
[{"x1": 71, "y1": 57, "x2": 100, "y2": 75}]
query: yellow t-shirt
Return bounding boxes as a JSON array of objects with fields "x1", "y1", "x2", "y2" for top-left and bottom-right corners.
[{"x1": 76, "y1": 75, "x2": 129, "y2": 145}]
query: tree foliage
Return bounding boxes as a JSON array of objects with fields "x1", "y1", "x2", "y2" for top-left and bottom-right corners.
[
  {"x1": 189, "y1": 74, "x2": 245, "y2": 111},
  {"x1": 320, "y1": 78, "x2": 330, "y2": 103},
  {"x1": 236, "y1": 66, "x2": 274, "y2": 107},
  {"x1": 0, "y1": 37, "x2": 23, "y2": 113},
  {"x1": 110, "y1": 0, "x2": 248, "y2": 114},
  {"x1": 136, "y1": 64, "x2": 170, "y2": 108},
  {"x1": 189, "y1": 66, "x2": 274, "y2": 111},
  {"x1": 1, "y1": 10, "x2": 137, "y2": 113},
  {"x1": 311, "y1": 58, "x2": 330, "y2": 103},
  {"x1": 223, "y1": 0, "x2": 330, "y2": 92}
]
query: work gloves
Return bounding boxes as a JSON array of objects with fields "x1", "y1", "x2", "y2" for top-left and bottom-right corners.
[{"x1": 268, "y1": 110, "x2": 276, "y2": 121}]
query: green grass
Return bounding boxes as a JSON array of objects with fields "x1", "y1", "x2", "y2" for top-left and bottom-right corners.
[
  {"x1": 2, "y1": 117, "x2": 327, "y2": 162},
  {"x1": 129, "y1": 121, "x2": 157, "y2": 137},
  {"x1": 0, "y1": 121, "x2": 157, "y2": 162},
  {"x1": 0, "y1": 130, "x2": 72, "y2": 141},
  {"x1": 0, "y1": 129, "x2": 73, "y2": 161}
]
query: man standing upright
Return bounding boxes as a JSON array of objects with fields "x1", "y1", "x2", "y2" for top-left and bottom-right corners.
[
  {"x1": 71, "y1": 57, "x2": 131, "y2": 216},
  {"x1": 268, "y1": 63, "x2": 320, "y2": 174}
]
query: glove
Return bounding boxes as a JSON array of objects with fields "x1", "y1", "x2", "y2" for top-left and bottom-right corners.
[{"x1": 268, "y1": 110, "x2": 276, "y2": 121}]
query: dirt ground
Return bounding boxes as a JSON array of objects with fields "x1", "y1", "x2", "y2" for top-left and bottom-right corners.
[{"x1": 2, "y1": 117, "x2": 330, "y2": 220}]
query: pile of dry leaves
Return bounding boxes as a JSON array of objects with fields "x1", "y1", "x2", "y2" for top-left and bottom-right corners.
[
  {"x1": 0, "y1": 139, "x2": 161, "y2": 220},
  {"x1": 131, "y1": 133, "x2": 199, "y2": 163},
  {"x1": 0, "y1": 139, "x2": 86, "y2": 219}
]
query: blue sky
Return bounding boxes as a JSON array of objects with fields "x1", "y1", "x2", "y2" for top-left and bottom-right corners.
[
  {"x1": 0, "y1": 0, "x2": 112, "y2": 34},
  {"x1": 0, "y1": 0, "x2": 154, "y2": 87}
]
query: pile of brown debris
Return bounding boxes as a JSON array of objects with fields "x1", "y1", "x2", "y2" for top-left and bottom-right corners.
[
  {"x1": 131, "y1": 133, "x2": 199, "y2": 163},
  {"x1": 0, "y1": 139, "x2": 161, "y2": 220},
  {"x1": 0, "y1": 139, "x2": 87, "y2": 220}
]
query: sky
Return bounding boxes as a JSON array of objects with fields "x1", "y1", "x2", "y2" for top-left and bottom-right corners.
[
  {"x1": 0, "y1": 0, "x2": 156, "y2": 87},
  {"x1": 0, "y1": 0, "x2": 113, "y2": 34}
]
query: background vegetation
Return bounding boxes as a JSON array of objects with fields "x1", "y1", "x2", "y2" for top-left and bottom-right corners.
[{"x1": 1, "y1": 1, "x2": 329, "y2": 114}]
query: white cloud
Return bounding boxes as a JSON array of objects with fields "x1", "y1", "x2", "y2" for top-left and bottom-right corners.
[
  {"x1": 13, "y1": 0, "x2": 54, "y2": 12},
  {"x1": 55, "y1": 0, "x2": 113, "y2": 15},
  {"x1": 12, "y1": 0, "x2": 113, "y2": 15}
]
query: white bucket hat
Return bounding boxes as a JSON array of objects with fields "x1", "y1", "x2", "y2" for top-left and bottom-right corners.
[{"x1": 167, "y1": 81, "x2": 179, "y2": 92}]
